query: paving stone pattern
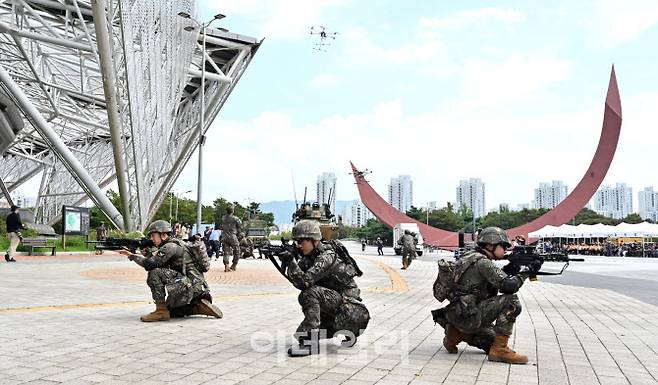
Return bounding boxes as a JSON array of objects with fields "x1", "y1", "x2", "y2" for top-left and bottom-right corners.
[{"x1": 0, "y1": 244, "x2": 657, "y2": 384}]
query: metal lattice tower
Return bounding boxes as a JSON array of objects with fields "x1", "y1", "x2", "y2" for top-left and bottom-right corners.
[{"x1": 0, "y1": 0, "x2": 260, "y2": 231}]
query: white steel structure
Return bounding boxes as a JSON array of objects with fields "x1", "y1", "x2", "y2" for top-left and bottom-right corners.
[{"x1": 0, "y1": 0, "x2": 260, "y2": 231}]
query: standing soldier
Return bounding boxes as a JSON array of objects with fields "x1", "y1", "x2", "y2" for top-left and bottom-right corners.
[
  {"x1": 95, "y1": 221, "x2": 108, "y2": 255},
  {"x1": 376, "y1": 237, "x2": 384, "y2": 256},
  {"x1": 221, "y1": 204, "x2": 242, "y2": 272},
  {"x1": 433, "y1": 227, "x2": 541, "y2": 364},
  {"x1": 119, "y1": 220, "x2": 222, "y2": 322},
  {"x1": 398, "y1": 229, "x2": 417, "y2": 270},
  {"x1": 281, "y1": 220, "x2": 370, "y2": 357}
]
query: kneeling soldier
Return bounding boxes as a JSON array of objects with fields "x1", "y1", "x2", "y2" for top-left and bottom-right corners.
[
  {"x1": 120, "y1": 220, "x2": 222, "y2": 322},
  {"x1": 282, "y1": 220, "x2": 370, "y2": 357},
  {"x1": 434, "y1": 227, "x2": 541, "y2": 364}
]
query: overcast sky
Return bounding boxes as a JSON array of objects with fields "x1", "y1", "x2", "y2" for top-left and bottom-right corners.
[{"x1": 172, "y1": 0, "x2": 658, "y2": 211}]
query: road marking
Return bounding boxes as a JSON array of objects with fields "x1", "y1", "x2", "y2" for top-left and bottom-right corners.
[{"x1": 359, "y1": 256, "x2": 409, "y2": 293}]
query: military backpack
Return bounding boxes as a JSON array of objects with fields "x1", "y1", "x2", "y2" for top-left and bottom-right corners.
[
  {"x1": 171, "y1": 238, "x2": 211, "y2": 273},
  {"x1": 433, "y1": 253, "x2": 484, "y2": 302}
]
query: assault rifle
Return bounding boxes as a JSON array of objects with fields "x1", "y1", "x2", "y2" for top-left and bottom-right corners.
[
  {"x1": 95, "y1": 237, "x2": 154, "y2": 253},
  {"x1": 261, "y1": 238, "x2": 299, "y2": 285},
  {"x1": 506, "y1": 245, "x2": 584, "y2": 280}
]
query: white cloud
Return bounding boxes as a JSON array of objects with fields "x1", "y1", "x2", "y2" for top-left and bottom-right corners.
[
  {"x1": 178, "y1": 85, "x2": 649, "y2": 211},
  {"x1": 198, "y1": 0, "x2": 349, "y2": 39},
  {"x1": 585, "y1": 0, "x2": 658, "y2": 48},
  {"x1": 459, "y1": 53, "x2": 573, "y2": 106},
  {"x1": 309, "y1": 73, "x2": 341, "y2": 88},
  {"x1": 419, "y1": 7, "x2": 526, "y2": 29},
  {"x1": 341, "y1": 26, "x2": 446, "y2": 67}
]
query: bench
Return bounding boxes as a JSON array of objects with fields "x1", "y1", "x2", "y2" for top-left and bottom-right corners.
[{"x1": 22, "y1": 238, "x2": 56, "y2": 256}]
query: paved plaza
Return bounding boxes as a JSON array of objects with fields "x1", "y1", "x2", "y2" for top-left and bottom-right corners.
[{"x1": 1, "y1": 242, "x2": 657, "y2": 385}]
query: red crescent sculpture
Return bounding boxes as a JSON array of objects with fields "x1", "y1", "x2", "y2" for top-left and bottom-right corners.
[{"x1": 351, "y1": 66, "x2": 622, "y2": 247}]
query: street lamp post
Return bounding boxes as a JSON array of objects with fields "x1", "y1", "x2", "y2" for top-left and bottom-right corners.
[
  {"x1": 178, "y1": 11, "x2": 226, "y2": 236},
  {"x1": 174, "y1": 189, "x2": 192, "y2": 222}
]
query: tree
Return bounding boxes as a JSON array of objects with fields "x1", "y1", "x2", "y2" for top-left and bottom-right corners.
[
  {"x1": 353, "y1": 219, "x2": 393, "y2": 245},
  {"x1": 427, "y1": 207, "x2": 465, "y2": 231},
  {"x1": 622, "y1": 213, "x2": 643, "y2": 224},
  {"x1": 405, "y1": 206, "x2": 423, "y2": 221},
  {"x1": 572, "y1": 208, "x2": 617, "y2": 225}
]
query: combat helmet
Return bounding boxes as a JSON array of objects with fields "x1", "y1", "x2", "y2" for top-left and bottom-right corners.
[
  {"x1": 404, "y1": 229, "x2": 410, "y2": 235},
  {"x1": 476, "y1": 227, "x2": 511, "y2": 248},
  {"x1": 292, "y1": 220, "x2": 322, "y2": 241},
  {"x1": 147, "y1": 220, "x2": 172, "y2": 235}
]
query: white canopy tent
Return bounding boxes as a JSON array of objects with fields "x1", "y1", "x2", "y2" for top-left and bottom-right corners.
[{"x1": 529, "y1": 222, "x2": 658, "y2": 238}]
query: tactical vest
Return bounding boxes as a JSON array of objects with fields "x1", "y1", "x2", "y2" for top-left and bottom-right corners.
[{"x1": 311, "y1": 241, "x2": 362, "y2": 290}]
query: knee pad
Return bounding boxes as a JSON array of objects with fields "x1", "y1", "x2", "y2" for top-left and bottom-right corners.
[{"x1": 502, "y1": 294, "x2": 522, "y2": 317}]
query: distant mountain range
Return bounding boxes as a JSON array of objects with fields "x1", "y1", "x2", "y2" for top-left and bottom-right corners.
[{"x1": 260, "y1": 200, "x2": 355, "y2": 225}]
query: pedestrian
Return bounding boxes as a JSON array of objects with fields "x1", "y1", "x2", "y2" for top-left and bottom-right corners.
[
  {"x1": 5, "y1": 205, "x2": 25, "y2": 262},
  {"x1": 208, "y1": 227, "x2": 221, "y2": 260},
  {"x1": 361, "y1": 238, "x2": 366, "y2": 252},
  {"x1": 376, "y1": 237, "x2": 384, "y2": 256}
]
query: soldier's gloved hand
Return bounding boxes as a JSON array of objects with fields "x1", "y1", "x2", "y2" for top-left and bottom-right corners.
[
  {"x1": 502, "y1": 262, "x2": 521, "y2": 276},
  {"x1": 278, "y1": 250, "x2": 294, "y2": 263},
  {"x1": 528, "y1": 260, "x2": 543, "y2": 273}
]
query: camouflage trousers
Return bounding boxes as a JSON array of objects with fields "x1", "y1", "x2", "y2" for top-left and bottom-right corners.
[
  {"x1": 445, "y1": 293, "x2": 522, "y2": 337},
  {"x1": 221, "y1": 235, "x2": 240, "y2": 265},
  {"x1": 296, "y1": 286, "x2": 370, "y2": 338},
  {"x1": 402, "y1": 247, "x2": 416, "y2": 266},
  {"x1": 146, "y1": 267, "x2": 193, "y2": 308}
]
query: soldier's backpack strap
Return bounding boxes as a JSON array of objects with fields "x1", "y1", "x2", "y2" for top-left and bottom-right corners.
[
  {"x1": 327, "y1": 239, "x2": 363, "y2": 277},
  {"x1": 451, "y1": 253, "x2": 484, "y2": 292}
]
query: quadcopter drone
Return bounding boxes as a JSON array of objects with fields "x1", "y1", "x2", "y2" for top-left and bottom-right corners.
[
  {"x1": 310, "y1": 26, "x2": 338, "y2": 52},
  {"x1": 350, "y1": 168, "x2": 373, "y2": 183}
]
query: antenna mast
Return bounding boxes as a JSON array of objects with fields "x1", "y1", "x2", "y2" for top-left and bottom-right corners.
[{"x1": 291, "y1": 170, "x2": 298, "y2": 209}]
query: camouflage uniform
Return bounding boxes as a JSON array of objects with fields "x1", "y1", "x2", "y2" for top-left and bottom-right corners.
[
  {"x1": 221, "y1": 213, "x2": 242, "y2": 265},
  {"x1": 432, "y1": 249, "x2": 521, "y2": 352},
  {"x1": 285, "y1": 242, "x2": 369, "y2": 337},
  {"x1": 399, "y1": 233, "x2": 417, "y2": 268},
  {"x1": 130, "y1": 238, "x2": 208, "y2": 310}
]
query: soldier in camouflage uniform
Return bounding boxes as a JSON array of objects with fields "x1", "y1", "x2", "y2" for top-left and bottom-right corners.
[
  {"x1": 398, "y1": 229, "x2": 417, "y2": 270},
  {"x1": 281, "y1": 220, "x2": 370, "y2": 357},
  {"x1": 433, "y1": 227, "x2": 541, "y2": 364},
  {"x1": 119, "y1": 220, "x2": 222, "y2": 322},
  {"x1": 221, "y1": 204, "x2": 242, "y2": 272}
]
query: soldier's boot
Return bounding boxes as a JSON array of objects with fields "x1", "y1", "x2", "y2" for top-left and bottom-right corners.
[
  {"x1": 401, "y1": 259, "x2": 407, "y2": 270},
  {"x1": 191, "y1": 299, "x2": 223, "y2": 318},
  {"x1": 140, "y1": 302, "x2": 170, "y2": 322},
  {"x1": 488, "y1": 335, "x2": 528, "y2": 364},
  {"x1": 288, "y1": 330, "x2": 320, "y2": 357},
  {"x1": 443, "y1": 324, "x2": 469, "y2": 354},
  {"x1": 230, "y1": 262, "x2": 237, "y2": 271},
  {"x1": 224, "y1": 263, "x2": 230, "y2": 272}
]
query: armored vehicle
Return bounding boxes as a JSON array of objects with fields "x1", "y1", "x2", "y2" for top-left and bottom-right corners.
[
  {"x1": 292, "y1": 201, "x2": 338, "y2": 240},
  {"x1": 242, "y1": 218, "x2": 270, "y2": 258}
]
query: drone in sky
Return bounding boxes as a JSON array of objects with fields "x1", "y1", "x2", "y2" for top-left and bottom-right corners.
[
  {"x1": 310, "y1": 26, "x2": 338, "y2": 52},
  {"x1": 350, "y1": 168, "x2": 373, "y2": 183}
]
